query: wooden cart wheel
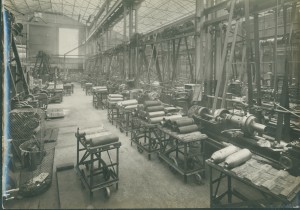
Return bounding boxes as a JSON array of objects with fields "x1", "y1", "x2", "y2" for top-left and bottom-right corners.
[
  {"x1": 169, "y1": 157, "x2": 178, "y2": 174},
  {"x1": 80, "y1": 180, "x2": 85, "y2": 189},
  {"x1": 187, "y1": 157, "x2": 195, "y2": 170},
  {"x1": 137, "y1": 146, "x2": 144, "y2": 153},
  {"x1": 103, "y1": 168, "x2": 111, "y2": 181},
  {"x1": 104, "y1": 187, "x2": 110, "y2": 198},
  {"x1": 195, "y1": 173, "x2": 203, "y2": 185},
  {"x1": 152, "y1": 142, "x2": 159, "y2": 150},
  {"x1": 85, "y1": 163, "x2": 89, "y2": 170},
  {"x1": 157, "y1": 154, "x2": 162, "y2": 162}
]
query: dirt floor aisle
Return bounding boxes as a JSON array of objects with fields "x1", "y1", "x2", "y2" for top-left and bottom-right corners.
[{"x1": 5, "y1": 83, "x2": 210, "y2": 209}]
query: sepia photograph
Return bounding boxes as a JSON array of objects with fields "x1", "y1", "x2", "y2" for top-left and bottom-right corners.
[{"x1": 1, "y1": 0, "x2": 300, "y2": 209}]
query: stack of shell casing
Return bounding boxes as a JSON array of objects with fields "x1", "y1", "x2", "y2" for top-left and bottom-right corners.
[
  {"x1": 134, "y1": 100, "x2": 181, "y2": 124},
  {"x1": 161, "y1": 116, "x2": 200, "y2": 134},
  {"x1": 116, "y1": 99, "x2": 138, "y2": 110}
]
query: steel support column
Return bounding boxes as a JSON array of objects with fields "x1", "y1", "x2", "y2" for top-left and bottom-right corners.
[
  {"x1": 123, "y1": 4, "x2": 127, "y2": 79},
  {"x1": 195, "y1": 0, "x2": 205, "y2": 83},
  {"x1": 253, "y1": 12, "x2": 262, "y2": 106},
  {"x1": 128, "y1": 4, "x2": 134, "y2": 79},
  {"x1": 244, "y1": 0, "x2": 254, "y2": 110}
]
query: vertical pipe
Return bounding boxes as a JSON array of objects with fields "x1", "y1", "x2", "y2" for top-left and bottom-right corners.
[{"x1": 254, "y1": 13, "x2": 262, "y2": 106}]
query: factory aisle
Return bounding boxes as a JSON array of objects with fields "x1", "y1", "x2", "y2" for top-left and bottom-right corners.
[{"x1": 6, "y1": 83, "x2": 210, "y2": 209}]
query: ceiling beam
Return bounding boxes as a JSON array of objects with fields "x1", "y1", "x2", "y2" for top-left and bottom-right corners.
[
  {"x1": 38, "y1": 0, "x2": 42, "y2": 10},
  {"x1": 9, "y1": 0, "x2": 21, "y2": 14},
  {"x1": 71, "y1": 0, "x2": 77, "y2": 17},
  {"x1": 23, "y1": 0, "x2": 32, "y2": 13},
  {"x1": 81, "y1": 0, "x2": 92, "y2": 22},
  {"x1": 50, "y1": 0, "x2": 53, "y2": 12}
]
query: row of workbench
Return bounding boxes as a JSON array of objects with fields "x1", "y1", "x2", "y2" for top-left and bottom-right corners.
[
  {"x1": 107, "y1": 101, "x2": 206, "y2": 184},
  {"x1": 82, "y1": 85, "x2": 300, "y2": 208},
  {"x1": 106, "y1": 100, "x2": 300, "y2": 208}
]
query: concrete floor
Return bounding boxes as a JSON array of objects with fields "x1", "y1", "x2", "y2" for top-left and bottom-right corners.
[{"x1": 4, "y1": 83, "x2": 210, "y2": 209}]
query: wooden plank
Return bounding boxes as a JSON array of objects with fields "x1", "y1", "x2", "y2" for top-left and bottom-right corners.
[
  {"x1": 57, "y1": 168, "x2": 87, "y2": 209},
  {"x1": 49, "y1": 128, "x2": 59, "y2": 141}
]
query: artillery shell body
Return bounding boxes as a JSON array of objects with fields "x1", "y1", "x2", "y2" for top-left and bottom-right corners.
[
  {"x1": 224, "y1": 149, "x2": 252, "y2": 168},
  {"x1": 211, "y1": 145, "x2": 239, "y2": 163}
]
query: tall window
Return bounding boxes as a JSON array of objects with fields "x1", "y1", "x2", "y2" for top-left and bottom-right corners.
[{"x1": 59, "y1": 28, "x2": 79, "y2": 57}]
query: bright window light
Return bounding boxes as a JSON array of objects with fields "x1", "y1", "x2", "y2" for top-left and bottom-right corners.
[{"x1": 59, "y1": 28, "x2": 79, "y2": 57}]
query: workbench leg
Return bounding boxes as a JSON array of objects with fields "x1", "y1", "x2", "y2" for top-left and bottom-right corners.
[
  {"x1": 184, "y1": 144, "x2": 187, "y2": 183},
  {"x1": 176, "y1": 139, "x2": 179, "y2": 159},
  {"x1": 201, "y1": 140, "x2": 206, "y2": 178},
  {"x1": 144, "y1": 128, "x2": 146, "y2": 144},
  {"x1": 76, "y1": 138, "x2": 79, "y2": 166},
  {"x1": 116, "y1": 147, "x2": 119, "y2": 190},
  {"x1": 184, "y1": 175, "x2": 187, "y2": 183},
  {"x1": 148, "y1": 131, "x2": 151, "y2": 160},
  {"x1": 209, "y1": 166, "x2": 213, "y2": 208},
  {"x1": 90, "y1": 153, "x2": 94, "y2": 200},
  {"x1": 228, "y1": 175, "x2": 232, "y2": 204}
]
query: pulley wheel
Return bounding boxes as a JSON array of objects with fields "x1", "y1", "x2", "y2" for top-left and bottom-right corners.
[
  {"x1": 104, "y1": 187, "x2": 110, "y2": 199},
  {"x1": 187, "y1": 157, "x2": 195, "y2": 170},
  {"x1": 194, "y1": 173, "x2": 203, "y2": 185},
  {"x1": 169, "y1": 157, "x2": 178, "y2": 174},
  {"x1": 280, "y1": 155, "x2": 293, "y2": 170},
  {"x1": 103, "y1": 168, "x2": 111, "y2": 181},
  {"x1": 137, "y1": 146, "x2": 144, "y2": 153}
]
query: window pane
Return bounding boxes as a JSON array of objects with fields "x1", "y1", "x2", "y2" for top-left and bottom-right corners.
[{"x1": 59, "y1": 28, "x2": 79, "y2": 57}]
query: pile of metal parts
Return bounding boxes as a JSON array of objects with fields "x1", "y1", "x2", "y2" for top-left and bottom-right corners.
[
  {"x1": 9, "y1": 108, "x2": 42, "y2": 140},
  {"x1": 75, "y1": 126, "x2": 121, "y2": 199},
  {"x1": 46, "y1": 82, "x2": 63, "y2": 103},
  {"x1": 189, "y1": 105, "x2": 300, "y2": 176},
  {"x1": 7, "y1": 108, "x2": 55, "y2": 198},
  {"x1": 11, "y1": 94, "x2": 39, "y2": 110},
  {"x1": 207, "y1": 145, "x2": 300, "y2": 207}
]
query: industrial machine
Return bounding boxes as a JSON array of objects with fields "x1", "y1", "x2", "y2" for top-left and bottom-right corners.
[{"x1": 188, "y1": 105, "x2": 300, "y2": 176}]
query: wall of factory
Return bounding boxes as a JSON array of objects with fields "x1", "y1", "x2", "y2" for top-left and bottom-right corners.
[{"x1": 16, "y1": 13, "x2": 86, "y2": 71}]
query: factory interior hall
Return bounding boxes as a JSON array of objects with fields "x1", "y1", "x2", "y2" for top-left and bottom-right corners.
[{"x1": 1, "y1": 0, "x2": 300, "y2": 209}]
